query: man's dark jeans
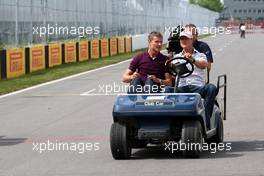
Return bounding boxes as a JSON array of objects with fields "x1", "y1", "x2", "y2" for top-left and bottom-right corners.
[
  {"x1": 164, "y1": 84, "x2": 218, "y2": 129},
  {"x1": 128, "y1": 78, "x2": 160, "y2": 94}
]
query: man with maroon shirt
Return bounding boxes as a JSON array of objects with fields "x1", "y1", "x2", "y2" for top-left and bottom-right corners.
[{"x1": 122, "y1": 31, "x2": 172, "y2": 93}]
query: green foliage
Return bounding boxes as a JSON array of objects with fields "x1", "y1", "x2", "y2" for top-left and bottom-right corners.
[
  {"x1": 189, "y1": 0, "x2": 224, "y2": 13},
  {"x1": 0, "y1": 41, "x2": 4, "y2": 50}
]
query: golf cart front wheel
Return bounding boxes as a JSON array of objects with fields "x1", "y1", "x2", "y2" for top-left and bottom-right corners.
[
  {"x1": 181, "y1": 121, "x2": 203, "y2": 158},
  {"x1": 110, "y1": 122, "x2": 131, "y2": 159}
]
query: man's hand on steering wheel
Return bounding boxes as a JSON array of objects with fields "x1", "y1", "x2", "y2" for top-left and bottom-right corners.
[
  {"x1": 165, "y1": 56, "x2": 194, "y2": 78},
  {"x1": 184, "y1": 53, "x2": 192, "y2": 60},
  {"x1": 184, "y1": 53, "x2": 195, "y2": 64}
]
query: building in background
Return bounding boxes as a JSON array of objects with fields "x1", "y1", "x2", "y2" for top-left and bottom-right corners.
[{"x1": 221, "y1": 0, "x2": 264, "y2": 21}]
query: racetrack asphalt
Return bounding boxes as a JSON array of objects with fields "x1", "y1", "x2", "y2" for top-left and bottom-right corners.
[{"x1": 0, "y1": 31, "x2": 264, "y2": 176}]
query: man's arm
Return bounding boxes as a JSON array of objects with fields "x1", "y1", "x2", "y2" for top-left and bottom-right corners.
[
  {"x1": 123, "y1": 54, "x2": 141, "y2": 83},
  {"x1": 122, "y1": 69, "x2": 140, "y2": 83},
  {"x1": 184, "y1": 53, "x2": 208, "y2": 69},
  {"x1": 148, "y1": 73, "x2": 172, "y2": 86},
  {"x1": 193, "y1": 57, "x2": 208, "y2": 69}
]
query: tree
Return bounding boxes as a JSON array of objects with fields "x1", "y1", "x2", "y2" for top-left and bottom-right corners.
[{"x1": 189, "y1": 0, "x2": 224, "y2": 13}]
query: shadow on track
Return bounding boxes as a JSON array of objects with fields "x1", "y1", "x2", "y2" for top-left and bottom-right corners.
[{"x1": 0, "y1": 136, "x2": 27, "y2": 146}]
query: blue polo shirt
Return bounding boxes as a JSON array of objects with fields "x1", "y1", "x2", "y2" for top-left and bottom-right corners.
[
  {"x1": 193, "y1": 40, "x2": 213, "y2": 63},
  {"x1": 129, "y1": 51, "x2": 169, "y2": 81}
]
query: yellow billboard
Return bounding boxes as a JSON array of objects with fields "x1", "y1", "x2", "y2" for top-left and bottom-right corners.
[
  {"x1": 65, "y1": 42, "x2": 76, "y2": 63},
  {"x1": 90, "y1": 39, "x2": 100, "y2": 59},
  {"x1": 48, "y1": 43, "x2": 62, "y2": 67},
  {"x1": 78, "y1": 41, "x2": 89, "y2": 61},
  {"x1": 30, "y1": 46, "x2": 45, "y2": 72},
  {"x1": 125, "y1": 37, "x2": 132, "y2": 53},
  {"x1": 6, "y1": 48, "x2": 25, "y2": 78},
  {"x1": 100, "y1": 39, "x2": 109, "y2": 58},
  {"x1": 110, "y1": 38, "x2": 117, "y2": 56},
  {"x1": 118, "y1": 37, "x2": 125, "y2": 54}
]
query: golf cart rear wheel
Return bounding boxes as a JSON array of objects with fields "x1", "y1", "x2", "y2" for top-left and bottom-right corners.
[
  {"x1": 206, "y1": 117, "x2": 224, "y2": 144},
  {"x1": 181, "y1": 121, "x2": 203, "y2": 158},
  {"x1": 110, "y1": 122, "x2": 131, "y2": 159}
]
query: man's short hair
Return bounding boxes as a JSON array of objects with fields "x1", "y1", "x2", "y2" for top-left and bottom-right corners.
[
  {"x1": 148, "y1": 31, "x2": 163, "y2": 42},
  {"x1": 185, "y1": 24, "x2": 198, "y2": 35}
]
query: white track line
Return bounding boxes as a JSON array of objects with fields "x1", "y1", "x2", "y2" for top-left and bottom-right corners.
[
  {"x1": 80, "y1": 89, "x2": 97, "y2": 96},
  {"x1": 0, "y1": 59, "x2": 131, "y2": 99}
]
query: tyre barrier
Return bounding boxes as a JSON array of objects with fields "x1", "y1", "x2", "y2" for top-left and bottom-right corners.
[{"x1": 0, "y1": 36, "x2": 132, "y2": 79}]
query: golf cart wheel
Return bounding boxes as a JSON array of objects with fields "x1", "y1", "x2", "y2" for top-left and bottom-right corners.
[
  {"x1": 206, "y1": 117, "x2": 224, "y2": 144},
  {"x1": 181, "y1": 121, "x2": 203, "y2": 158},
  {"x1": 110, "y1": 122, "x2": 131, "y2": 159}
]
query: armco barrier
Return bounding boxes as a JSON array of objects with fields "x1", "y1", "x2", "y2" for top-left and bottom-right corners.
[
  {"x1": 90, "y1": 39, "x2": 100, "y2": 59},
  {"x1": 47, "y1": 43, "x2": 62, "y2": 68},
  {"x1": 78, "y1": 41, "x2": 89, "y2": 62},
  {"x1": 5, "y1": 48, "x2": 26, "y2": 79},
  {"x1": 118, "y1": 37, "x2": 125, "y2": 54},
  {"x1": 26, "y1": 45, "x2": 45, "y2": 73},
  {"x1": 109, "y1": 38, "x2": 118, "y2": 56},
  {"x1": 64, "y1": 42, "x2": 77, "y2": 63},
  {"x1": 100, "y1": 39, "x2": 109, "y2": 58}
]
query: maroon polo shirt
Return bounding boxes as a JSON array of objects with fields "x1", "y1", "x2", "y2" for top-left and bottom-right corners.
[{"x1": 128, "y1": 51, "x2": 169, "y2": 81}]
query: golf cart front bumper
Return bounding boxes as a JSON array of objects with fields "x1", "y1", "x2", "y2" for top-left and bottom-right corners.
[{"x1": 113, "y1": 93, "x2": 204, "y2": 120}]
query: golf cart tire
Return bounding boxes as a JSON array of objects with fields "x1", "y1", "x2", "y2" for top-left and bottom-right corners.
[
  {"x1": 206, "y1": 117, "x2": 224, "y2": 144},
  {"x1": 110, "y1": 122, "x2": 131, "y2": 159},
  {"x1": 181, "y1": 121, "x2": 203, "y2": 158}
]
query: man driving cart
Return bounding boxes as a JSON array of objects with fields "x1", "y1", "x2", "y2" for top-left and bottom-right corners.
[{"x1": 164, "y1": 30, "x2": 218, "y2": 130}]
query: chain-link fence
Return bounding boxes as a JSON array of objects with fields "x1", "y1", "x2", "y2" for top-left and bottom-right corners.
[{"x1": 0, "y1": 0, "x2": 219, "y2": 47}]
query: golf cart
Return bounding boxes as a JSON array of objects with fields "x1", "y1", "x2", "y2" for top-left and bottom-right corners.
[{"x1": 110, "y1": 57, "x2": 227, "y2": 159}]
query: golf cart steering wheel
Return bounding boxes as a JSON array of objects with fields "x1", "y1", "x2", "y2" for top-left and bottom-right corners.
[{"x1": 166, "y1": 57, "x2": 194, "y2": 78}]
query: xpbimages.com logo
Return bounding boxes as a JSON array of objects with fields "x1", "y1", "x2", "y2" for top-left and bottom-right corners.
[
  {"x1": 165, "y1": 25, "x2": 232, "y2": 37},
  {"x1": 164, "y1": 141, "x2": 232, "y2": 154},
  {"x1": 80, "y1": 82, "x2": 167, "y2": 96},
  {"x1": 32, "y1": 140, "x2": 100, "y2": 154},
  {"x1": 33, "y1": 24, "x2": 100, "y2": 38}
]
